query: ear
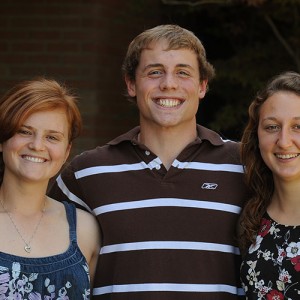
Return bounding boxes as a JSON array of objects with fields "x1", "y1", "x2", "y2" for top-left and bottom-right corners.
[
  {"x1": 199, "y1": 80, "x2": 208, "y2": 100},
  {"x1": 63, "y1": 143, "x2": 72, "y2": 164},
  {"x1": 125, "y1": 75, "x2": 136, "y2": 97}
]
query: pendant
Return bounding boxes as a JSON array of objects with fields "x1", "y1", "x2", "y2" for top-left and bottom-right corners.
[{"x1": 24, "y1": 245, "x2": 31, "y2": 253}]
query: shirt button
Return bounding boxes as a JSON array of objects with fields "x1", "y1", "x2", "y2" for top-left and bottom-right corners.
[
  {"x1": 155, "y1": 165, "x2": 161, "y2": 170},
  {"x1": 145, "y1": 150, "x2": 150, "y2": 156}
]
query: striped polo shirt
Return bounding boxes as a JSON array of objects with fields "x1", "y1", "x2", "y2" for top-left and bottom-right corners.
[{"x1": 49, "y1": 125, "x2": 248, "y2": 300}]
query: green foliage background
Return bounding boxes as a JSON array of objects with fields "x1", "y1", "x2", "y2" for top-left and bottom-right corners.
[{"x1": 161, "y1": 0, "x2": 300, "y2": 140}]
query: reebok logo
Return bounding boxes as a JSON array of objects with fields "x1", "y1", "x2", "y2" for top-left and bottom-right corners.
[{"x1": 201, "y1": 183, "x2": 218, "y2": 190}]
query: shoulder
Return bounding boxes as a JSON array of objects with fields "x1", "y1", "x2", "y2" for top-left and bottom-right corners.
[
  {"x1": 76, "y1": 208, "x2": 99, "y2": 233},
  {"x1": 75, "y1": 207, "x2": 100, "y2": 263},
  {"x1": 67, "y1": 128, "x2": 140, "y2": 170},
  {"x1": 76, "y1": 207, "x2": 101, "y2": 251},
  {"x1": 197, "y1": 124, "x2": 240, "y2": 147},
  {"x1": 197, "y1": 125, "x2": 241, "y2": 162},
  {"x1": 48, "y1": 199, "x2": 97, "y2": 226}
]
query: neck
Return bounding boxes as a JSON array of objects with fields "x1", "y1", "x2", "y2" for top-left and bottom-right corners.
[
  {"x1": 268, "y1": 181, "x2": 300, "y2": 225},
  {"x1": 139, "y1": 122, "x2": 197, "y2": 169},
  {"x1": 0, "y1": 188, "x2": 47, "y2": 254},
  {"x1": 0, "y1": 179, "x2": 47, "y2": 215},
  {"x1": 272, "y1": 178, "x2": 300, "y2": 204}
]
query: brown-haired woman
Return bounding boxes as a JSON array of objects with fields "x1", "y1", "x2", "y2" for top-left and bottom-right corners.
[{"x1": 239, "y1": 71, "x2": 300, "y2": 299}]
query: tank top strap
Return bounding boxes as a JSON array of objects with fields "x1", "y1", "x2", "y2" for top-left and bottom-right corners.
[{"x1": 62, "y1": 201, "x2": 77, "y2": 243}]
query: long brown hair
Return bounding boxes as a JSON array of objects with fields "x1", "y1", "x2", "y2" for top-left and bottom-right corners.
[{"x1": 239, "y1": 71, "x2": 300, "y2": 256}]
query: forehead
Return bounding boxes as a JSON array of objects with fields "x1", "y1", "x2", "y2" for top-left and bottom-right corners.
[
  {"x1": 24, "y1": 109, "x2": 69, "y2": 130},
  {"x1": 260, "y1": 91, "x2": 300, "y2": 118},
  {"x1": 139, "y1": 40, "x2": 198, "y2": 66}
]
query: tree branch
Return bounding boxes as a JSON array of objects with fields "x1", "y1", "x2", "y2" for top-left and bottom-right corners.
[
  {"x1": 264, "y1": 13, "x2": 300, "y2": 71},
  {"x1": 161, "y1": 0, "x2": 233, "y2": 6}
]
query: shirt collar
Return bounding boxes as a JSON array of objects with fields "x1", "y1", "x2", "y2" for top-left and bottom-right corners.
[{"x1": 107, "y1": 125, "x2": 227, "y2": 147}]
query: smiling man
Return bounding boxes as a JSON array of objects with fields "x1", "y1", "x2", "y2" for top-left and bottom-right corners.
[
  {"x1": 49, "y1": 24, "x2": 249, "y2": 299},
  {"x1": 126, "y1": 39, "x2": 207, "y2": 170}
]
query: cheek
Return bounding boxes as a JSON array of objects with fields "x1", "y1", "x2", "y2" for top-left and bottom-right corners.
[
  {"x1": 1, "y1": 140, "x2": 17, "y2": 157},
  {"x1": 136, "y1": 81, "x2": 152, "y2": 95},
  {"x1": 258, "y1": 139, "x2": 274, "y2": 169},
  {"x1": 258, "y1": 138, "x2": 269, "y2": 152},
  {"x1": 190, "y1": 78, "x2": 202, "y2": 89},
  {"x1": 51, "y1": 146, "x2": 69, "y2": 162},
  {"x1": 258, "y1": 133, "x2": 270, "y2": 154}
]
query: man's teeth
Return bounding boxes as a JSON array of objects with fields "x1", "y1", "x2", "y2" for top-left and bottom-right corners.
[
  {"x1": 157, "y1": 99, "x2": 181, "y2": 107},
  {"x1": 23, "y1": 155, "x2": 46, "y2": 163},
  {"x1": 276, "y1": 154, "x2": 299, "y2": 159}
]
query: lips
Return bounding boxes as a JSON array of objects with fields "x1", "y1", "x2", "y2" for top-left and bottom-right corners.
[
  {"x1": 22, "y1": 155, "x2": 47, "y2": 163},
  {"x1": 155, "y1": 98, "x2": 183, "y2": 108}
]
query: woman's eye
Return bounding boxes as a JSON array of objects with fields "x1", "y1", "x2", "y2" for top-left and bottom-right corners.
[
  {"x1": 47, "y1": 135, "x2": 59, "y2": 141},
  {"x1": 18, "y1": 129, "x2": 31, "y2": 135},
  {"x1": 265, "y1": 125, "x2": 279, "y2": 131}
]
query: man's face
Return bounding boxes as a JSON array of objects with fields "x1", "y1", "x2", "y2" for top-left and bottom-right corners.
[{"x1": 125, "y1": 40, "x2": 207, "y2": 130}]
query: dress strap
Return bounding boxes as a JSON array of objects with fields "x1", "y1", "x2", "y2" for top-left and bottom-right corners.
[{"x1": 62, "y1": 201, "x2": 77, "y2": 243}]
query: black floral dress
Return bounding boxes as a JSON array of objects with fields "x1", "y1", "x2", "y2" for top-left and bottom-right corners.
[{"x1": 240, "y1": 212, "x2": 300, "y2": 300}]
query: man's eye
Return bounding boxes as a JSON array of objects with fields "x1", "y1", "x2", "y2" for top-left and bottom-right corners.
[
  {"x1": 178, "y1": 70, "x2": 189, "y2": 77},
  {"x1": 148, "y1": 70, "x2": 162, "y2": 76}
]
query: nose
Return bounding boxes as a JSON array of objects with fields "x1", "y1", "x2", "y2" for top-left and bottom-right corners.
[
  {"x1": 276, "y1": 127, "x2": 293, "y2": 148},
  {"x1": 28, "y1": 135, "x2": 46, "y2": 151},
  {"x1": 160, "y1": 73, "x2": 178, "y2": 90}
]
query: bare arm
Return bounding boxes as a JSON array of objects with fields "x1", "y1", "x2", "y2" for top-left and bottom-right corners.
[{"x1": 76, "y1": 208, "x2": 101, "y2": 288}]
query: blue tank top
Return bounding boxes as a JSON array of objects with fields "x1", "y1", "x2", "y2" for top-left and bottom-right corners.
[{"x1": 0, "y1": 201, "x2": 91, "y2": 299}]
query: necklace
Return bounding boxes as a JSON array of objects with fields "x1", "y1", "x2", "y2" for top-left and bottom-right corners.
[{"x1": 0, "y1": 199, "x2": 46, "y2": 253}]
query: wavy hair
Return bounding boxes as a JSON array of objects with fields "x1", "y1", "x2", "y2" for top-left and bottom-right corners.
[{"x1": 239, "y1": 71, "x2": 300, "y2": 256}]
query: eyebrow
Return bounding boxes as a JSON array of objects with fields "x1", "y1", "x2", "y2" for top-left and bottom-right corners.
[
  {"x1": 261, "y1": 116, "x2": 300, "y2": 121},
  {"x1": 142, "y1": 63, "x2": 195, "y2": 72}
]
